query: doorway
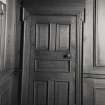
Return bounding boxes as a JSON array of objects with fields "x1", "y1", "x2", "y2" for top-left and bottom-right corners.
[{"x1": 21, "y1": 14, "x2": 83, "y2": 105}]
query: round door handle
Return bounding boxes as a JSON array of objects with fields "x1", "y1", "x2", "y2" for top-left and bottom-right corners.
[{"x1": 63, "y1": 53, "x2": 71, "y2": 59}]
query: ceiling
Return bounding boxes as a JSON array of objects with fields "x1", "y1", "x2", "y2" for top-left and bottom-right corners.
[{"x1": 22, "y1": 0, "x2": 85, "y2": 15}]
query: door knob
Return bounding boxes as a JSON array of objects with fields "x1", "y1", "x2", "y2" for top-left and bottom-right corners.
[{"x1": 63, "y1": 53, "x2": 71, "y2": 59}]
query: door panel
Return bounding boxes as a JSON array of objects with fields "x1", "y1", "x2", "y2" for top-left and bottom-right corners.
[
  {"x1": 34, "y1": 81, "x2": 48, "y2": 105},
  {"x1": 29, "y1": 16, "x2": 77, "y2": 105},
  {"x1": 55, "y1": 81, "x2": 69, "y2": 105},
  {"x1": 56, "y1": 24, "x2": 70, "y2": 50},
  {"x1": 35, "y1": 60, "x2": 69, "y2": 72},
  {"x1": 36, "y1": 24, "x2": 49, "y2": 49}
]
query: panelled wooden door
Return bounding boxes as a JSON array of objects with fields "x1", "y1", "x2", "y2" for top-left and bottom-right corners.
[{"x1": 28, "y1": 15, "x2": 77, "y2": 105}]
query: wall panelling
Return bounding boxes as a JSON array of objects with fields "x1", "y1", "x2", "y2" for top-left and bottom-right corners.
[{"x1": 83, "y1": 0, "x2": 105, "y2": 105}]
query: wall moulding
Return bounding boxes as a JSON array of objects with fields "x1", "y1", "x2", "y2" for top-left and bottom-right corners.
[{"x1": 93, "y1": 0, "x2": 105, "y2": 67}]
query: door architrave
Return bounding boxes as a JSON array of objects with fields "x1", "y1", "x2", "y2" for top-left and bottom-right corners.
[{"x1": 21, "y1": 8, "x2": 85, "y2": 105}]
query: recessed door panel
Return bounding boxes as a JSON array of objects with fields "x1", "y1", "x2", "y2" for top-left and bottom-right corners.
[
  {"x1": 34, "y1": 81, "x2": 48, "y2": 105},
  {"x1": 56, "y1": 24, "x2": 70, "y2": 50},
  {"x1": 36, "y1": 24, "x2": 49, "y2": 49},
  {"x1": 35, "y1": 60, "x2": 70, "y2": 72}
]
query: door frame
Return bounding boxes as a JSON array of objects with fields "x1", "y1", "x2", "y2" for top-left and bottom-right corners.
[{"x1": 21, "y1": 8, "x2": 85, "y2": 105}]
